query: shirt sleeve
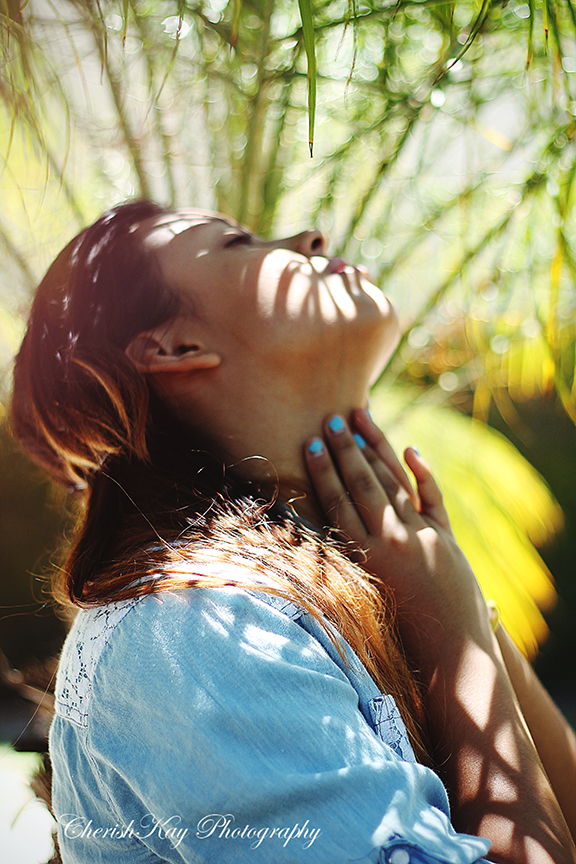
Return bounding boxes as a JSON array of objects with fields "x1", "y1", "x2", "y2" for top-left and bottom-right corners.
[{"x1": 79, "y1": 586, "x2": 491, "y2": 864}]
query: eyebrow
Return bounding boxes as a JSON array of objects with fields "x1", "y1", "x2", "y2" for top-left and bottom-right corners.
[
  {"x1": 222, "y1": 227, "x2": 252, "y2": 239},
  {"x1": 214, "y1": 218, "x2": 246, "y2": 232}
]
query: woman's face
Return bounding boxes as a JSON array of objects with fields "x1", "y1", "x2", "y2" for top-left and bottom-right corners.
[{"x1": 138, "y1": 210, "x2": 400, "y2": 389}]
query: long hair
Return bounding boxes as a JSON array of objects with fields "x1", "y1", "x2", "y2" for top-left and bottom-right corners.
[{"x1": 11, "y1": 201, "x2": 429, "y2": 763}]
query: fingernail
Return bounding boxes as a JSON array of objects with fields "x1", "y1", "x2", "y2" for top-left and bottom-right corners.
[
  {"x1": 412, "y1": 447, "x2": 421, "y2": 456},
  {"x1": 308, "y1": 438, "x2": 324, "y2": 456},
  {"x1": 353, "y1": 433, "x2": 366, "y2": 449},
  {"x1": 328, "y1": 415, "x2": 345, "y2": 434}
]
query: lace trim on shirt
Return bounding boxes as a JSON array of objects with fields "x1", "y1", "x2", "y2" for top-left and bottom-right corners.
[
  {"x1": 54, "y1": 599, "x2": 138, "y2": 728},
  {"x1": 368, "y1": 694, "x2": 416, "y2": 763},
  {"x1": 53, "y1": 578, "x2": 302, "y2": 731}
]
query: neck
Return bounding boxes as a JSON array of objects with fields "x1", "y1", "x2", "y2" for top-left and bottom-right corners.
[
  {"x1": 207, "y1": 392, "x2": 370, "y2": 529},
  {"x1": 154, "y1": 362, "x2": 372, "y2": 528}
]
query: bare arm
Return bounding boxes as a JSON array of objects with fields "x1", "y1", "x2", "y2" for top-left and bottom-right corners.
[
  {"x1": 304, "y1": 409, "x2": 576, "y2": 864},
  {"x1": 494, "y1": 620, "x2": 576, "y2": 843}
]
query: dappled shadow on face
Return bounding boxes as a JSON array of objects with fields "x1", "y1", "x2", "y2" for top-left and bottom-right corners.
[{"x1": 143, "y1": 212, "x2": 396, "y2": 371}]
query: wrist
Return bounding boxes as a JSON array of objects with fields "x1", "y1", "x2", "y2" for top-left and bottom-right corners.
[{"x1": 393, "y1": 588, "x2": 496, "y2": 679}]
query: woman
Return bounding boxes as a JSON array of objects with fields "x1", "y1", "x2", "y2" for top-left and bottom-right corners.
[{"x1": 11, "y1": 201, "x2": 576, "y2": 863}]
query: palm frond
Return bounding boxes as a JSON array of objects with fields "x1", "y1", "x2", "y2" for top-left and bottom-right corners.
[
  {"x1": 373, "y1": 392, "x2": 561, "y2": 657},
  {"x1": 298, "y1": 0, "x2": 317, "y2": 156}
]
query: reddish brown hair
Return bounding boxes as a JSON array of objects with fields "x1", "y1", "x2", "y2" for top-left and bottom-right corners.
[
  {"x1": 11, "y1": 201, "x2": 429, "y2": 763},
  {"x1": 12, "y1": 200, "x2": 175, "y2": 489}
]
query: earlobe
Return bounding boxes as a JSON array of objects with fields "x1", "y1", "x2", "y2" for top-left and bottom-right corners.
[
  {"x1": 125, "y1": 320, "x2": 221, "y2": 375},
  {"x1": 153, "y1": 347, "x2": 222, "y2": 374}
]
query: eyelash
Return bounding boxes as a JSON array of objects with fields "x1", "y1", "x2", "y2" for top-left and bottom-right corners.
[{"x1": 225, "y1": 233, "x2": 252, "y2": 247}]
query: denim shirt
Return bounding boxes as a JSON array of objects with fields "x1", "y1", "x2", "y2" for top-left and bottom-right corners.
[{"x1": 50, "y1": 571, "x2": 491, "y2": 864}]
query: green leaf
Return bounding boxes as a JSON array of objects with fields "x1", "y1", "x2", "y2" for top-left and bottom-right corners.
[
  {"x1": 297, "y1": 0, "x2": 316, "y2": 157},
  {"x1": 435, "y1": 0, "x2": 492, "y2": 84},
  {"x1": 123, "y1": 0, "x2": 129, "y2": 47},
  {"x1": 429, "y1": 0, "x2": 455, "y2": 40},
  {"x1": 527, "y1": 0, "x2": 535, "y2": 67},
  {"x1": 231, "y1": 0, "x2": 241, "y2": 50}
]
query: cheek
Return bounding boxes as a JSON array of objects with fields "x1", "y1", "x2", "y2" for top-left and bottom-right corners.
[{"x1": 255, "y1": 251, "x2": 309, "y2": 320}]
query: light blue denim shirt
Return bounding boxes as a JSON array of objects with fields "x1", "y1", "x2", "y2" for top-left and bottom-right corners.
[{"x1": 50, "y1": 573, "x2": 491, "y2": 864}]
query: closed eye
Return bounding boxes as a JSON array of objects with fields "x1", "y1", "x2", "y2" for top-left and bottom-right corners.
[{"x1": 224, "y1": 232, "x2": 253, "y2": 247}]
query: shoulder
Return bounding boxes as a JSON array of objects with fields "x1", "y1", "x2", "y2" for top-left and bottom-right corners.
[
  {"x1": 54, "y1": 595, "x2": 140, "y2": 728},
  {"x1": 53, "y1": 580, "x2": 335, "y2": 729}
]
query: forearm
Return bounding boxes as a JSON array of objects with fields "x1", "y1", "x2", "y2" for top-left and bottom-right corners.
[
  {"x1": 495, "y1": 623, "x2": 576, "y2": 843},
  {"x1": 419, "y1": 629, "x2": 576, "y2": 864},
  {"x1": 303, "y1": 412, "x2": 576, "y2": 864}
]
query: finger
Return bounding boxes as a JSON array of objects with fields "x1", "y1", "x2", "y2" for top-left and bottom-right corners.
[
  {"x1": 351, "y1": 430, "x2": 418, "y2": 520},
  {"x1": 403, "y1": 447, "x2": 453, "y2": 534},
  {"x1": 304, "y1": 436, "x2": 369, "y2": 542},
  {"x1": 361, "y1": 444, "x2": 420, "y2": 524},
  {"x1": 322, "y1": 415, "x2": 409, "y2": 536},
  {"x1": 352, "y1": 408, "x2": 419, "y2": 509}
]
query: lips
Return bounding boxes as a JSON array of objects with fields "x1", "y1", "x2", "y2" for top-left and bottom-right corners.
[{"x1": 324, "y1": 257, "x2": 348, "y2": 274}]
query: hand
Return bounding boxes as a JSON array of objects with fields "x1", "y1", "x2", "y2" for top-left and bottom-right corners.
[
  {"x1": 304, "y1": 409, "x2": 492, "y2": 668},
  {"x1": 305, "y1": 410, "x2": 576, "y2": 863}
]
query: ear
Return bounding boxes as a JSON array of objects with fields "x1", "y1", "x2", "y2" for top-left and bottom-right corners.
[{"x1": 125, "y1": 318, "x2": 221, "y2": 375}]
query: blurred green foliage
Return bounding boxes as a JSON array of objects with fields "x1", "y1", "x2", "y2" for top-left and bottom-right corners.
[{"x1": 0, "y1": 416, "x2": 68, "y2": 669}]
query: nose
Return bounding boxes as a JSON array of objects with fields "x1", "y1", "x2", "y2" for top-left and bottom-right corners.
[{"x1": 285, "y1": 229, "x2": 327, "y2": 258}]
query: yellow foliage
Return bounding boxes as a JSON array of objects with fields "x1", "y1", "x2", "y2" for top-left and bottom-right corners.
[{"x1": 372, "y1": 391, "x2": 562, "y2": 659}]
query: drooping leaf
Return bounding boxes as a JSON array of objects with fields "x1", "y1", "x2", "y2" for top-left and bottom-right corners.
[
  {"x1": 122, "y1": 0, "x2": 129, "y2": 47},
  {"x1": 527, "y1": 0, "x2": 535, "y2": 67},
  {"x1": 435, "y1": 0, "x2": 492, "y2": 83},
  {"x1": 231, "y1": 0, "x2": 241, "y2": 50},
  {"x1": 297, "y1": 0, "x2": 316, "y2": 157}
]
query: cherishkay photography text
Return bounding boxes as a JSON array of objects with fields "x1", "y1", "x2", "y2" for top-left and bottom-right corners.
[{"x1": 58, "y1": 812, "x2": 322, "y2": 851}]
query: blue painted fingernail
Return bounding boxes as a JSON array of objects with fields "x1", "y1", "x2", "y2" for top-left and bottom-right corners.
[
  {"x1": 328, "y1": 416, "x2": 345, "y2": 434},
  {"x1": 308, "y1": 438, "x2": 324, "y2": 455},
  {"x1": 353, "y1": 433, "x2": 366, "y2": 449},
  {"x1": 412, "y1": 447, "x2": 421, "y2": 456}
]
